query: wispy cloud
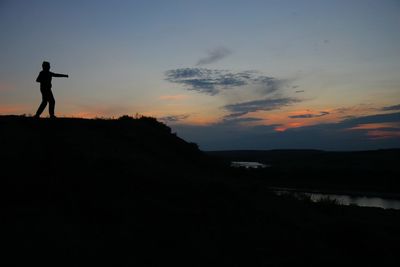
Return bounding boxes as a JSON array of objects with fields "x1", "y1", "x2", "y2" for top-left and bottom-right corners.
[
  {"x1": 165, "y1": 68, "x2": 285, "y2": 96},
  {"x1": 196, "y1": 47, "x2": 232, "y2": 66},
  {"x1": 221, "y1": 116, "x2": 264, "y2": 126},
  {"x1": 289, "y1": 111, "x2": 329, "y2": 119},
  {"x1": 252, "y1": 76, "x2": 286, "y2": 95},
  {"x1": 347, "y1": 122, "x2": 400, "y2": 131},
  {"x1": 333, "y1": 104, "x2": 377, "y2": 120},
  {"x1": 224, "y1": 97, "x2": 301, "y2": 117},
  {"x1": 382, "y1": 104, "x2": 400, "y2": 111}
]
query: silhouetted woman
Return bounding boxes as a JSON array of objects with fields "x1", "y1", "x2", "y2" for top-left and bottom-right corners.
[{"x1": 34, "y1": 61, "x2": 68, "y2": 118}]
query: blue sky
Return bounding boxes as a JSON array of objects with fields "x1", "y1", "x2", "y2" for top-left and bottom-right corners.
[{"x1": 1, "y1": 0, "x2": 399, "y2": 150}]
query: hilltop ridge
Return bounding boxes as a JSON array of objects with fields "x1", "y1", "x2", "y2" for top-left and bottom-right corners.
[{"x1": 1, "y1": 115, "x2": 210, "y2": 182}]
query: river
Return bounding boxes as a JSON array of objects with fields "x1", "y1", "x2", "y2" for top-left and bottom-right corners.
[{"x1": 272, "y1": 188, "x2": 400, "y2": 210}]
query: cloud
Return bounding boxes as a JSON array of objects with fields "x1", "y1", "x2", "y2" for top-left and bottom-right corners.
[
  {"x1": 365, "y1": 130, "x2": 400, "y2": 139},
  {"x1": 334, "y1": 104, "x2": 375, "y2": 114},
  {"x1": 347, "y1": 122, "x2": 400, "y2": 131},
  {"x1": 159, "y1": 114, "x2": 190, "y2": 123},
  {"x1": 196, "y1": 47, "x2": 232, "y2": 66},
  {"x1": 382, "y1": 104, "x2": 400, "y2": 111},
  {"x1": 165, "y1": 68, "x2": 204, "y2": 79},
  {"x1": 165, "y1": 68, "x2": 249, "y2": 95},
  {"x1": 220, "y1": 116, "x2": 264, "y2": 126},
  {"x1": 252, "y1": 76, "x2": 285, "y2": 95},
  {"x1": 226, "y1": 117, "x2": 263, "y2": 123},
  {"x1": 343, "y1": 115, "x2": 400, "y2": 140},
  {"x1": 171, "y1": 112, "x2": 400, "y2": 150},
  {"x1": 346, "y1": 122, "x2": 400, "y2": 139},
  {"x1": 165, "y1": 68, "x2": 285, "y2": 96},
  {"x1": 289, "y1": 111, "x2": 329, "y2": 119},
  {"x1": 224, "y1": 97, "x2": 301, "y2": 117},
  {"x1": 165, "y1": 67, "x2": 299, "y2": 122},
  {"x1": 288, "y1": 112, "x2": 400, "y2": 141},
  {"x1": 339, "y1": 112, "x2": 400, "y2": 126}
]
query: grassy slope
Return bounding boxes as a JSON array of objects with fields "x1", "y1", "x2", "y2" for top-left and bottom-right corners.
[{"x1": 1, "y1": 115, "x2": 400, "y2": 266}]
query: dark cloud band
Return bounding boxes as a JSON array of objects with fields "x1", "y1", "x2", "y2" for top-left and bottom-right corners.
[
  {"x1": 382, "y1": 104, "x2": 400, "y2": 111},
  {"x1": 224, "y1": 97, "x2": 301, "y2": 116},
  {"x1": 289, "y1": 111, "x2": 329, "y2": 119}
]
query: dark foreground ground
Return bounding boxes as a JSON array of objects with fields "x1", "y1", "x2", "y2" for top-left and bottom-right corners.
[{"x1": 1, "y1": 115, "x2": 400, "y2": 266}]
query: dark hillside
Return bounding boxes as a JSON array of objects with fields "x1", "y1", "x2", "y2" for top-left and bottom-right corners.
[
  {"x1": 1, "y1": 115, "x2": 206, "y2": 180},
  {"x1": 1, "y1": 115, "x2": 400, "y2": 266}
]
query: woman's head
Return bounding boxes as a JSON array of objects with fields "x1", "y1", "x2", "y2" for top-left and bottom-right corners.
[{"x1": 42, "y1": 61, "x2": 50, "y2": 71}]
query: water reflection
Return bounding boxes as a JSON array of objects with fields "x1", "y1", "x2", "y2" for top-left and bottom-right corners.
[{"x1": 274, "y1": 190, "x2": 400, "y2": 210}]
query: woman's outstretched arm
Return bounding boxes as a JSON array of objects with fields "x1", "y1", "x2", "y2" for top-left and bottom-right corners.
[{"x1": 51, "y1": 72, "x2": 69, "y2": 78}]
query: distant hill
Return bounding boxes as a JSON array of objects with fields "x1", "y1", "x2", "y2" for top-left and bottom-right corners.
[
  {"x1": 1, "y1": 115, "x2": 400, "y2": 266},
  {"x1": 208, "y1": 149, "x2": 400, "y2": 192},
  {"x1": 208, "y1": 149, "x2": 400, "y2": 164}
]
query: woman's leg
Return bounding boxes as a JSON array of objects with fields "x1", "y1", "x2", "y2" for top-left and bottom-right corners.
[
  {"x1": 48, "y1": 90, "x2": 56, "y2": 117},
  {"x1": 35, "y1": 90, "x2": 48, "y2": 117}
]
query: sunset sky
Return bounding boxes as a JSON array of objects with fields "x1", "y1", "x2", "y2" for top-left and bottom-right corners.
[{"x1": 1, "y1": 0, "x2": 399, "y2": 150}]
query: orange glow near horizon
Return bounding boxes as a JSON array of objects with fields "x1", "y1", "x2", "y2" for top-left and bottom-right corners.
[
  {"x1": 243, "y1": 108, "x2": 339, "y2": 132},
  {"x1": 67, "y1": 111, "x2": 102, "y2": 119},
  {"x1": 3, "y1": 103, "x2": 396, "y2": 137},
  {"x1": 259, "y1": 105, "x2": 386, "y2": 133},
  {"x1": 273, "y1": 122, "x2": 307, "y2": 132},
  {"x1": 274, "y1": 126, "x2": 287, "y2": 132},
  {"x1": 0, "y1": 105, "x2": 29, "y2": 114}
]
